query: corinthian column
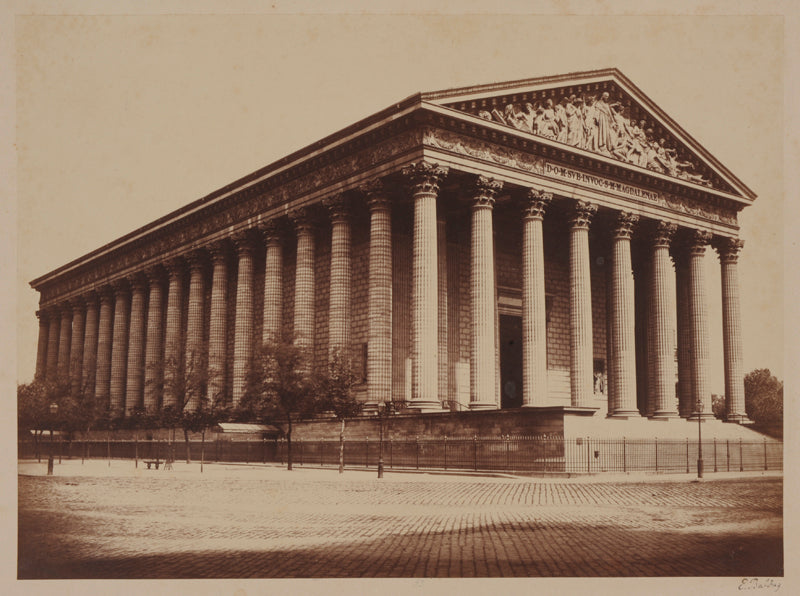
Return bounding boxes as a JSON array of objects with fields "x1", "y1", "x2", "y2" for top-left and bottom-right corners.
[
  {"x1": 608, "y1": 212, "x2": 640, "y2": 417},
  {"x1": 569, "y1": 200, "x2": 598, "y2": 407},
  {"x1": 292, "y1": 211, "x2": 316, "y2": 376},
  {"x1": 82, "y1": 293, "x2": 99, "y2": 398},
  {"x1": 521, "y1": 188, "x2": 551, "y2": 407},
  {"x1": 362, "y1": 180, "x2": 392, "y2": 410},
  {"x1": 69, "y1": 299, "x2": 86, "y2": 395},
  {"x1": 56, "y1": 305, "x2": 73, "y2": 382},
  {"x1": 325, "y1": 195, "x2": 352, "y2": 361},
  {"x1": 185, "y1": 251, "x2": 206, "y2": 412},
  {"x1": 687, "y1": 230, "x2": 714, "y2": 418},
  {"x1": 402, "y1": 161, "x2": 448, "y2": 411},
  {"x1": 35, "y1": 310, "x2": 49, "y2": 381},
  {"x1": 45, "y1": 307, "x2": 61, "y2": 381},
  {"x1": 143, "y1": 268, "x2": 165, "y2": 411},
  {"x1": 125, "y1": 276, "x2": 147, "y2": 414},
  {"x1": 261, "y1": 222, "x2": 283, "y2": 345},
  {"x1": 469, "y1": 176, "x2": 502, "y2": 410},
  {"x1": 673, "y1": 247, "x2": 692, "y2": 417},
  {"x1": 163, "y1": 258, "x2": 185, "y2": 409},
  {"x1": 95, "y1": 287, "x2": 114, "y2": 411},
  {"x1": 651, "y1": 221, "x2": 679, "y2": 418},
  {"x1": 207, "y1": 242, "x2": 229, "y2": 404},
  {"x1": 109, "y1": 280, "x2": 130, "y2": 418},
  {"x1": 233, "y1": 233, "x2": 256, "y2": 406},
  {"x1": 716, "y1": 237, "x2": 750, "y2": 423}
]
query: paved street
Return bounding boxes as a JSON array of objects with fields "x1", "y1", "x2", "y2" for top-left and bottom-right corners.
[{"x1": 18, "y1": 460, "x2": 782, "y2": 579}]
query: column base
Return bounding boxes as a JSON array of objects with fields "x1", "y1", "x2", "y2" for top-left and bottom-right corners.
[
  {"x1": 407, "y1": 401, "x2": 448, "y2": 413},
  {"x1": 724, "y1": 414, "x2": 754, "y2": 425},
  {"x1": 606, "y1": 410, "x2": 642, "y2": 420},
  {"x1": 469, "y1": 402, "x2": 499, "y2": 411},
  {"x1": 650, "y1": 410, "x2": 681, "y2": 420},
  {"x1": 687, "y1": 413, "x2": 717, "y2": 421}
]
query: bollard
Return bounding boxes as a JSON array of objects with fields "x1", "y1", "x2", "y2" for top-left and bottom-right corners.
[
  {"x1": 739, "y1": 438, "x2": 743, "y2": 472},
  {"x1": 714, "y1": 438, "x2": 718, "y2": 473}
]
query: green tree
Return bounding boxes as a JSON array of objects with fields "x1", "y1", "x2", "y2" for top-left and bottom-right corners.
[
  {"x1": 241, "y1": 341, "x2": 320, "y2": 471},
  {"x1": 18, "y1": 379, "x2": 71, "y2": 460},
  {"x1": 744, "y1": 368, "x2": 783, "y2": 426},
  {"x1": 711, "y1": 394, "x2": 726, "y2": 420},
  {"x1": 316, "y1": 350, "x2": 363, "y2": 473}
]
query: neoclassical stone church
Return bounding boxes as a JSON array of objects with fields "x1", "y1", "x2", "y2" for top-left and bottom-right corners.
[{"x1": 30, "y1": 69, "x2": 755, "y2": 436}]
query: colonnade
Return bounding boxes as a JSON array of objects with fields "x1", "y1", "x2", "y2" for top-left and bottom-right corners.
[{"x1": 33, "y1": 162, "x2": 748, "y2": 422}]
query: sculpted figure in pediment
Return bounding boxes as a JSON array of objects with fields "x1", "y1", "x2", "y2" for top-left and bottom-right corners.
[
  {"x1": 555, "y1": 98, "x2": 569, "y2": 144},
  {"x1": 565, "y1": 95, "x2": 585, "y2": 147},
  {"x1": 593, "y1": 92, "x2": 620, "y2": 155},
  {"x1": 582, "y1": 96, "x2": 598, "y2": 151}
]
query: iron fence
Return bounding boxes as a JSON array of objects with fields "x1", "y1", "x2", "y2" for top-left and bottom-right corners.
[{"x1": 19, "y1": 436, "x2": 782, "y2": 475}]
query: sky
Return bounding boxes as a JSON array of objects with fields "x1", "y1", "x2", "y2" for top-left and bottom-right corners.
[{"x1": 8, "y1": 4, "x2": 790, "y2": 396}]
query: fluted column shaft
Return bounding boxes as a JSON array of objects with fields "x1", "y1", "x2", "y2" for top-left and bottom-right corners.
[
  {"x1": 262, "y1": 226, "x2": 283, "y2": 345},
  {"x1": 207, "y1": 243, "x2": 229, "y2": 404},
  {"x1": 651, "y1": 222, "x2": 679, "y2": 417},
  {"x1": 522, "y1": 189, "x2": 551, "y2": 407},
  {"x1": 687, "y1": 230, "x2": 713, "y2": 417},
  {"x1": 69, "y1": 301, "x2": 86, "y2": 395},
  {"x1": 674, "y1": 252, "x2": 692, "y2": 417},
  {"x1": 364, "y1": 184, "x2": 392, "y2": 408},
  {"x1": 143, "y1": 271, "x2": 165, "y2": 411},
  {"x1": 95, "y1": 289, "x2": 114, "y2": 410},
  {"x1": 125, "y1": 278, "x2": 147, "y2": 413},
  {"x1": 109, "y1": 282, "x2": 130, "y2": 418},
  {"x1": 470, "y1": 176, "x2": 502, "y2": 410},
  {"x1": 327, "y1": 197, "x2": 351, "y2": 359},
  {"x1": 185, "y1": 253, "x2": 206, "y2": 412},
  {"x1": 163, "y1": 261, "x2": 184, "y2": 409},
  {"x1": 717, "y1": 238, "x2": 749, "y2": 422},
  {"x1": 233, "y1": 236, "x2": 256, "y2": 405},
  {"x1": 438, "y1": 215, "x2": 449, "y2": 406},
  {"x1": 608, "y1": 212, "x2": 640, "y2": 417},
  {"x1": 293, "y1": 215, "x2": 315, "y2": 376},
  {"x1": 56, "y1": 307, "x2": 72, "y2": 381},
  {"x1": 45, "y1": 309, "x2": 61, "y2": 381},
  {"x1": 569, "y1": 201, "x2": 597, "y2": 407},
  {"x1": 403, "y1": 162, "x2": 448, "y2": 410},
  {"x1": 82, "y1": 295, "x2": 99, "y2": 398},
  {"x1": 35, "y1": 311, "x2": 49, "y2": 381}
]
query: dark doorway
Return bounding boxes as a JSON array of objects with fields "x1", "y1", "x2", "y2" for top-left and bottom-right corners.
[{"x1": 500, "y1": 314, "x2": 523, "y2": 409}]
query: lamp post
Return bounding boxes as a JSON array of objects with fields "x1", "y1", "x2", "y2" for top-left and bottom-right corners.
[
  {"x1": 377, "y1": 401, "x2": 393, "y2": 479},
  {"x1": 696, "y1": 398, "x2": 704, "y2": 479},
  {"x1": 47, "y1": 402, "x2": 58, "y2": 476}
]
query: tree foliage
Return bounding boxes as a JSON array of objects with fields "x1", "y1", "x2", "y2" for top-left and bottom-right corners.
[
  {"x1": 316, "y1": 350, "x2": 363, "y2": 420},
  {"x1": 744, "y1": 368, "x2": 783, "y2": 426}
]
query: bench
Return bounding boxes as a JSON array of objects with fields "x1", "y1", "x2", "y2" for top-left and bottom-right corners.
[{"x1": 143, "y1": 460, "x2": 160, "y2": 469}]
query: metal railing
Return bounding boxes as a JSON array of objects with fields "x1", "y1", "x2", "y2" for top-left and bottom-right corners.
[{"x1": 19, "y1": 436, "x2": 783, "y2": 475}]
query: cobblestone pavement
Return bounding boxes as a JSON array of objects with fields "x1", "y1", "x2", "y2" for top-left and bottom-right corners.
[{"x1": 17, "y1": 462, "x2": 782, "y2": 579}]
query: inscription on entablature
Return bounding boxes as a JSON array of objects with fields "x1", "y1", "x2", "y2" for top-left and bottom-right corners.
[{"x1": 423, "y1": 128, "x2": 737, "y2": 227}]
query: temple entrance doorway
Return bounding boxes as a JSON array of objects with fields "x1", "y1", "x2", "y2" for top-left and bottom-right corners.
[{"x1": 500, "y1": 314, "x2": 523, "y2": 409}]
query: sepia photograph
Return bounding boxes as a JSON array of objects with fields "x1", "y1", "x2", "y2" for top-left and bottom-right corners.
[{"x1": 6, "y1": 1, "x2": 794, "y2": 593}]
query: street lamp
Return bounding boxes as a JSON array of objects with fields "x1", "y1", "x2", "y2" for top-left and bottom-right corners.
[
  {"x1": 47, "y1": 402, "x2": 58, "y2": 476},
  {"x1": 696, "y1": 398, "x2": 704, "y2": 479}
]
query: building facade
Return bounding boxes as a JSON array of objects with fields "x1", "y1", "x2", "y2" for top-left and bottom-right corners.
[{"x1": 30, "y1": 69, "x2": 754, "y2": 428}]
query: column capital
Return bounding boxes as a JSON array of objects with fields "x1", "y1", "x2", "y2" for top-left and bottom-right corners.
[
  {"x1": 652, "y1": 221, "x2": 678, "y2": 248},
  {"x1": 207, "y1": 239, "x2": 231, "y2": 262},
  {"x1": 360, "y1": 178, "x2": 391, "y2": 210},
  {"x1": 323, "y1": 193, "x2": 350, "y2": 222},
  {"x1": 58, "y1": 302, "x2": 73, "y2": 316},
  {"x1": 714, "y1": 237, "x2": 744, "y2": 264},
  {"x1": 83, "y1": 290, "x2": 99, "y2": 307},
  {"x1": 128, "y1": 273, "x2": 148, "y2": 293},
  {"x1": 612, "y1": 212, "x2": 639, "y2": 239},
  {"x1": 111, "y1": 278, "x2": 130, "y2": 296},
  {"x1": 69, "y1": 297, "x2": 86, "y2": 313},
  {"x1": 143, "y1": 265, "x2": 165, "y2": 285},
  {"x1": 258, "y1": 219, "x2": 284, "y2": 242},
  {"x1": 402, "y1": 161, "x2": 449, "y2": 195},
  {"x1": 186, "y1": 249, "x2": 208, "y2": 272},
  {"x1": 290, "y1": 208, "x2": 316, "y2": 233},
  {"x1": 35, "y1": 309, "x2": 48, "y2": 321},
  {"x1": 98, "y1": 285, "x2": 115, "y2": 304},
  {"x1": 164, "y1": 257, "x2": 186, "y2": 278},
  {"x1": 232, "y1": 230, "x2": 259, "y2": 255},
  {"x1": 687, "y1": 229, "x2": 713, "y2": 256},
  {"x1": 522, "y1": 188, "x2": 552, "y2": 219},
  {"x1": 569, "y1": 200, "x2": 598, "y2": 230},
  {"x1": 471, "y1": 175, "x2": 502, "y2": 208}
]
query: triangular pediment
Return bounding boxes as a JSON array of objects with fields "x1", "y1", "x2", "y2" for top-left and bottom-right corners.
[{"x1": 421, "y1": 69, "x2": 754, "y2": 200}]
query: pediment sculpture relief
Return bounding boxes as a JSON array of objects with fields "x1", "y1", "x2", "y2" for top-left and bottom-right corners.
[{"x1": 476, "y1": 91, "x2": 712, "y2": 188}]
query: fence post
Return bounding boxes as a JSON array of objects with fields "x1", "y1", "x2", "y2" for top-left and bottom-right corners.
[
  {"x1": 686, "y1": 437, "x2": 689, "y2": 473},
  {"x1": 655, "y1": 438, "x2": 658, "y2": 473},
  {"x1": 764, "y1": 438, "x2": 768, "y2": 471},
  {"x1": 416, "y1": 437, "x2": 420, "y2": 470},
  {"x1": 739, "y1": 438, "x2": 743, "y2": 472},
  {"x1": 586, "y1": 437, "x2": 591, "y2": 474},
  {"x1": 726, "y1": 439, "x2": 730, "y2": 472},
  {"x1": 623, "y1": 437, "x2": 627, "y2": 473},
  {"x1": 713, "y1": 438, "x2": 717, "y2": 473},
  {"x1": 473, "y1": 436, "x2": 478, "y2": 472},
  {"x1": 389, "y1": 439, "x2": 393, "y2": 469},
  {"x1": 506, "y1": 435, "x2": 510, "y2": 470},
  {"x1": 365, "y1": 437, "x2": 369, "y2": 468},
  {"x1": 443, "y1": 436, "x2": 447, "y2": 470}
]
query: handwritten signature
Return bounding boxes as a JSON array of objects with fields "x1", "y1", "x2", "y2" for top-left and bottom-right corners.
[{"x1": 739, "y1": 578, "x2": 782, "y2": 592}]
